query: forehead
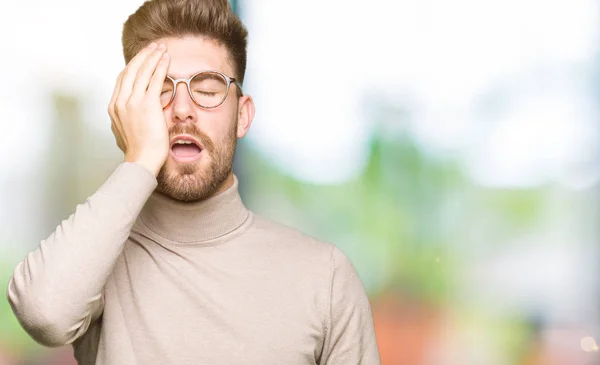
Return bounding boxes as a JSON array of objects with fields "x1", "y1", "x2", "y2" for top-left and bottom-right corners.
[{"x1": 157, "y1": 36, "x2": 233, "y2": 79}]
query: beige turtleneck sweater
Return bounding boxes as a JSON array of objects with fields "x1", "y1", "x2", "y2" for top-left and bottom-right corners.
[{"x1": 6, "y1": 162, "x2": 380, "y2": 365}]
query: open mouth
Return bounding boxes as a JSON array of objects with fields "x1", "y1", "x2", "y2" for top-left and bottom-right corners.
[{"x1": 170, "y1": 135, "x2": 203, "y2": 163}]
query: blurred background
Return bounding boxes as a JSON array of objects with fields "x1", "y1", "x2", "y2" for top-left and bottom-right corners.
[{"x1": 1, "y1": 0, "x2": 599, "y2": 364}]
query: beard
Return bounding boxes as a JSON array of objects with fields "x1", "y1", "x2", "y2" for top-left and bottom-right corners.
[{"x1": 156, "y1": 121, "x2": 237, "y2": 202}]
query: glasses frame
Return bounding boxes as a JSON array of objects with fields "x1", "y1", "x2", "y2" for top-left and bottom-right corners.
[{"x1": 161, "y1": 70, "x2": 243, "y2": 110}]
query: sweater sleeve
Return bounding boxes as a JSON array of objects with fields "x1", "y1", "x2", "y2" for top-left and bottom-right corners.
[
  {"x1": 320, "y1": 246, "x2": 381, "y2": 365},
  {"x1": 5, "y1": 162, "x2": 157, "y2": 347}
]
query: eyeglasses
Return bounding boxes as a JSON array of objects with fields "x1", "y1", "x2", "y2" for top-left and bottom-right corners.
[{"x1": 160, "y1": 70, "x2": 243, "y2": 109}]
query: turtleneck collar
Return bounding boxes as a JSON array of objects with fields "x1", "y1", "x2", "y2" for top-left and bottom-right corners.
[{"x1": 138, "y1": 175, "x2": 249, "y2": 244}]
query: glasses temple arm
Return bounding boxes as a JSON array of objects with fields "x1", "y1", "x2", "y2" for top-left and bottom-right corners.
[{"x1": 233, "y1": 80, "x2": 244, "y2": 96}]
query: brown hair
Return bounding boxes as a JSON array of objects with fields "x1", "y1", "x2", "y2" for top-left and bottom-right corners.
[{"x1": 122, "y1": 0, "x2": 248, "y2": 84}]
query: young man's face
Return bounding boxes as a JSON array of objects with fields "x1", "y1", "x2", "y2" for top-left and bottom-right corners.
[{"x1": 155, "y1": 36, "x2": 253, "y2": 202}]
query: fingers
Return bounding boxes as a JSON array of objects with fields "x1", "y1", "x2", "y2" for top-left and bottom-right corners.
[
  {"x1": 117, "y1": 42, "x2": 160, "y2": 105},
  {"x1": 109, "y1": 71, "x2": 124, "y2": 110},
  {"x1": 147, "y1": 53, "x2": 170, "y2": 96},
  {"x1": 108, "y1": 70, "x2": 124, "y2": 120},
  {"x1": 108, "y1": 71, "x2": 126, "y2": 149},
  {"x1": 108, "y1": 42, "x2": 170, "y2": 157},
  {"x1": 131, "y1": 44, "x2": 168, "y2": 100},
  {"x1": 111, "y1": 122, "x2": 125, "y2": 152}
]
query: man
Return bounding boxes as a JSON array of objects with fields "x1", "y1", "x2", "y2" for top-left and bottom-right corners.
[{"x1": 6, "y1": 0, "x2": 380, "y2": 364}]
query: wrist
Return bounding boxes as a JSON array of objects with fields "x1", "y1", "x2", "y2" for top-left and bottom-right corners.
[{"x1": 125, "y1": 154, "x2": 163, "y2": 177}]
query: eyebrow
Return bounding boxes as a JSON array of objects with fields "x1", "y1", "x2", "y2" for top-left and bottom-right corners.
[{"x1": 167, "y1": 70, "x2": 224, "y2": 79}]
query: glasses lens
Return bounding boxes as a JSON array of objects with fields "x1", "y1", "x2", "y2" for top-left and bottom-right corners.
[
  {"x1": 160, "y1": 78, "x2": 175, "y2": 108},
  {"x1": 190, "y1": 72, "x2": 228, "y2": 108}
]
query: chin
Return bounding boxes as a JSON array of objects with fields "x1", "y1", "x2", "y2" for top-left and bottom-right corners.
[
  {"x1": 156, "y1": 156, "x2": 229, "y2": 202},
  {"x1": 172, "y1": 159, "x2": 202, "y2": 175}
]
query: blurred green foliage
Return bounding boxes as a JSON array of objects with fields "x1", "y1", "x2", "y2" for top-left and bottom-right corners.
[{"x1": 244, "y1": 131, "x2": 459, "y2": 302}]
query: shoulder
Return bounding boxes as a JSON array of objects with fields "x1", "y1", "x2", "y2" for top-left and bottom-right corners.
[{"x1": 246, "y1": 212, "x2": 337, "y2": 261}]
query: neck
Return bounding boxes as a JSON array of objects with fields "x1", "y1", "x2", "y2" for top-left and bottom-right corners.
[
  {"x1": 139, "y1": 174, "x2": 248, "y2": 243},
  {"x1": 212, "y1": 171, "x2": 235, "y2": 198}
]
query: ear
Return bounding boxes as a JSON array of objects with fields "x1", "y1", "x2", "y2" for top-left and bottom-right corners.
[{"x1": 236, "y1": 94, "x2": 255, "y2": 138}]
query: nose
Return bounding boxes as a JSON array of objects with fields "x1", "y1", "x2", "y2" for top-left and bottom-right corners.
[{"x1": 170, "y1": 81, "x2": 196, "y2": 124}]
